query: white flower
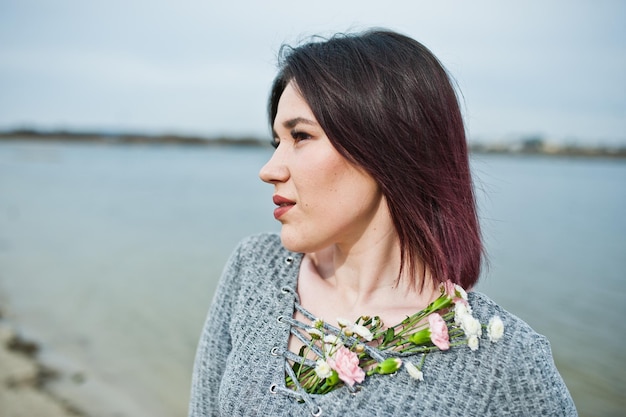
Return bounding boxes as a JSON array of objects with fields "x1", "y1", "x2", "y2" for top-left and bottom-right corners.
[
  {"x1": 467, "y1": 335, "x2": 479, "y2": 351},
  {"x1": 306, "y1": 328, "x2": 324, "y2": 339},
  {"x1": 337, "y1": 317, "x2": 352, "y2": 328},
  {"x1": 454, "y1": 302, "x2": 472, "y2": 325},
  {"x1": 371, "y1": 317, "x2": 378, "y2": 328},
  {"x1": 312, "y1": 318, "x2": 324, "y2": 329},
  {"x1": 454, "y1": 284, "x2": 468, "y2": 300},
  {"x1": 460, "y1": 314, "x2": 482, "y2": 338},
  {"x1": 323, "y1": 334, "x2": 341, "y2": 355},
  {"x1": 487, "y1": 316, "x2": 504, "y2": 343},
  {"x1": 314, "y1": 359, "x2": 333, "y2": 379},
  {"x1": 404, "y1": 361, "x2": 424, "y2": 381},
  {"x1": 352, "y1": 324, "x2": 373, "y2": 341}
]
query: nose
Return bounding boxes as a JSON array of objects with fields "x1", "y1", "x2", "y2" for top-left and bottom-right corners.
[{"x1": 259, "y1": 146, "x2": 289, "y2": 184}]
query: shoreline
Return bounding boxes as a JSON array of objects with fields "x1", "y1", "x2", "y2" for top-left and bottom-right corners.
[
  {"x1": 0, "y1": 307, "x2": 86, "y2": 417},
  {"x1": 2, "y1": 131, "x2": 626, "y2": 159},
  {"x1": 0, "y1": 298, "x2": 186, "y2": 417}
]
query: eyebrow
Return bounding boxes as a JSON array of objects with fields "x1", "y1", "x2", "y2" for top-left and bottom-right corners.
[
  {"x1": 282, "y1": 117, "x2": 317, "y2": 129},
  {"x1": 272, "y1": 117, "x2": 319, "y2": 138}
]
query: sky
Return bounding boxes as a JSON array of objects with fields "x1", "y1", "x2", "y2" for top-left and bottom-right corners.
[{"x1": 1, "y1": 0, "x2": 625, "y2": 145}]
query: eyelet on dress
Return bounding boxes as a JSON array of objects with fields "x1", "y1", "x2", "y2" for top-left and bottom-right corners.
[
  {"x1": 269, "y1": 384, "x2": 278, "y2": 394},
  {"x1": 280, "y1": 286, "x2": 290, "y2": 294},
  {"x1": 276, "y1": 315, "x2": 285, "y2": 323},
  {"x1": 311, "y1": 406, "x2": 323, "y2": 416},
  {"x1": 285, "y1": 256, "x2": 294, "y2": 265},
  {"x1": 270, "y1": 346, "x2": 280, "y2": 356}
]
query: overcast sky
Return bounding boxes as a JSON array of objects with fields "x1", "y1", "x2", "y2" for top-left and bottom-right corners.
[{"x1": 1, "y1": 0, "x2": 624, "y2": 144}]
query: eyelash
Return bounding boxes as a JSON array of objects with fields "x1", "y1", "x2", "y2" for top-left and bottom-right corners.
[
  {"x1": 291, "y1": 130, "x2": 311, "y2": 141},
  {"x1": 271, "y1": 130, "x2": 312, "y2": 149}
]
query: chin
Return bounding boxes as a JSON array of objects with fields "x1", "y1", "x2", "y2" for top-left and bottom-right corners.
[
  {"x1": 279, "y1": 231, "x2": 303, "y2": 253},
  {"x1": 279, "y1": 229, "x2": 321, "y2": 254}
]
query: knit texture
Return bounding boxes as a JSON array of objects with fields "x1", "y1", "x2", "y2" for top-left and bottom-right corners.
[{"x1": 188, "y1": 233, "x2": 577, "y2": 417}]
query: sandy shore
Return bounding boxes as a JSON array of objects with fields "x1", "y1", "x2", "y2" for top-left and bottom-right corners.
[{"x1": 0, "y1": 309, "x2": 85, "y2": 417}]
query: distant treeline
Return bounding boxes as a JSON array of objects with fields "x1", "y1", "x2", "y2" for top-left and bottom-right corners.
[
  {"x1": 2, "y1": 129, "x2": 625, "y2": 158},
  {"x1": 470, "y1": 135, "x2": 626, "y2": 159},
  {"x1": 0, "y1": 129, "x2": 269, "y2": 147}
]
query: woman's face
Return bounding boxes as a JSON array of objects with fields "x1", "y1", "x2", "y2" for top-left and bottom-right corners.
[{"x1": 259, "y1": 82, "x2": 386, "y2": 253}]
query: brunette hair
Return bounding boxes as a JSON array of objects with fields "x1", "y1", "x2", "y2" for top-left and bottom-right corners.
[{"x1": 268, "y1": 29, "x2": 483, "y2": 290}]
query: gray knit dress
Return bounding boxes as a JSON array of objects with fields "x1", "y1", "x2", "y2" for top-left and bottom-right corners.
[{"x1": 188, "y1": 233, "x2": 577, "y2": 416}]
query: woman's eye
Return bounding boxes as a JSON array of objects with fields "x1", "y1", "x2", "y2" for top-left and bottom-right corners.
[
  {"x1": 271, "y1": 130, "x2": 312, "y2": 149},
  {"x1": 291, "y1": 130, "x2": 312, "y2": 142}
]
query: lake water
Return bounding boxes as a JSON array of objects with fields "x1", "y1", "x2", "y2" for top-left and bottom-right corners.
[{"x1": 0, "y1": 140, "x2": 624, "y2": 417}]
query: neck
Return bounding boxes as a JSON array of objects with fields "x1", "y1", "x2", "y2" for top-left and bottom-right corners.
[{"x1": 309, "y1": 226, "x2": 437, "y2": 313}]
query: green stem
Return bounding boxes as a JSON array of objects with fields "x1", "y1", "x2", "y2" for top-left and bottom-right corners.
[{"x1": 297, "y1": 345, "x2": 313, "y2": 379}]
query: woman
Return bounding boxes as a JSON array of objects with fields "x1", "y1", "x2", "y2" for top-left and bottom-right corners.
[{"x1": 188, "y1": 29, "x2": 577, "y2": 416}]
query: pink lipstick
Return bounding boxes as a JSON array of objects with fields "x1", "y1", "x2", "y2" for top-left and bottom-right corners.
[{"x1": 272, "y1": 195, "x2": 295, "y2": 220}]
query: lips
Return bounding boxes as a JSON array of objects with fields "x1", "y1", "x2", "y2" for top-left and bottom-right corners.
[{"x1": 272, "y1": 195, "x2": 295, "y2": 220}]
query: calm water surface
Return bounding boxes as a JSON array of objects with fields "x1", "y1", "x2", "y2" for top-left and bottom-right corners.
[{"x1": 0, "y1": 141, "x2": 624, "y2": 417}]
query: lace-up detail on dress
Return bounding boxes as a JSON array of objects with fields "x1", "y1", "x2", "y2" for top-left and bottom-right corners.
[
  {"x1": 271, "y1": 285, "x2": 323, "y2": 416},
  {"x1": 271, "y1": 275, "x2": 389, "y2": 416}
]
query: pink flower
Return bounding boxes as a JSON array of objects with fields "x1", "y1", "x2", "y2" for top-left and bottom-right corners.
[
  {"x1": 443, "y1": 280, "x2": 456, "y2": 298},
  {"x1": 442, "y1": 279, "x2": 468, "y2": 304},
  {"x1": 428, "y1": 313, "x2": 450, "y2": 350},
  {"x1": 327, "y1": 346, "x2": 365, "y2": 387}
]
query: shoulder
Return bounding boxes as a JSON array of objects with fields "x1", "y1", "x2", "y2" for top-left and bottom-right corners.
[
  {"x1": 464, "y1": 292, "x2": 577, "y2": 415},
  {"x1": 228, "y1": 232, "x2": 302, "y2": 273},
  {"x1": 467, "y1": 291, "x2": 546, "y2": 349},
  {"x1": 231, "y1": 232, "x2": 289, "y2": 261},
  {"x1": 217, "y1": 233, "x2": 290, "y2": 291},
  {"x1": 467, "y1": 291, "x2": 552, "y2": 361},
  {"x1": 233, "y1": 232, "x2": 281, "y2": 252},
  {"x1": 224, "y1": 232, "x2": 288, "y2": 269},
  {"x1": 224, "y1": 232, "x2": 301, "y2": 291}
]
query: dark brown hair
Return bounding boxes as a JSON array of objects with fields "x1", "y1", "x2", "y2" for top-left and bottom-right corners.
[{"x1": 269, "y1": 29, "x2": 483, "y2": 290}]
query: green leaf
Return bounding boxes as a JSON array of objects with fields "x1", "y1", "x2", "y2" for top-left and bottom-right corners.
[
  {"x1": 383, "y1": 328, "x2": 395, "y2": 344},
  {"x1": 327, "y1": 370, "x2": 340, "y2": 386}
]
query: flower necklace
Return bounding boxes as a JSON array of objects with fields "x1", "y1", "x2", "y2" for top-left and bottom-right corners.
[{"x1": 284, "y1": 280, "x2": 504, "y2": 395}]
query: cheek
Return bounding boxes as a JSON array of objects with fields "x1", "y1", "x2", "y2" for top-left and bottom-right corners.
[
  {"x1": 297, "y1": 159, "x2": 342, "y2": 200},
  {"x1": 295, "y1": 145, "x2": 373, "y2": 211}
]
